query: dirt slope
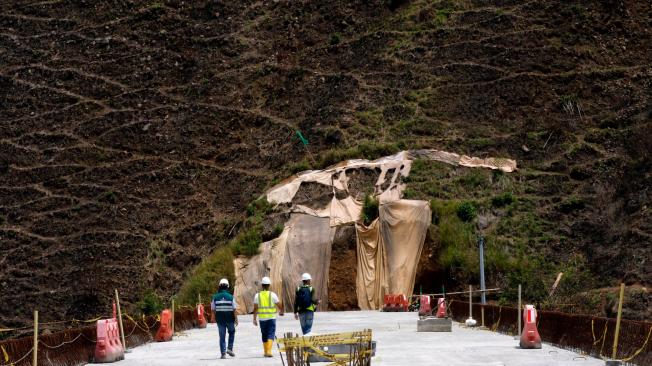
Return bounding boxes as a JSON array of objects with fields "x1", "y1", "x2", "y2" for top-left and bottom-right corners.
[{"x1": 0, "y1": 0, "x2": 650, "y2": 326}]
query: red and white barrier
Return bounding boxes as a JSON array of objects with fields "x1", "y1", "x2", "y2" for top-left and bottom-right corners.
[
  {"x1": 395, "y1": 294, "x2": 408, "y2": 312},
  {"x1": 94, "y1": 319, "x2": 124, "y2": 363},
  {"x1": 418, "y1": 295, "x2": 432, "y2": 316},
  {"x1": 382, "y1": 294, "x2": 409, "y2": 312},
  {"x1": 519, "y1": 305, "x2": 542, "y2": 349},
  {"x1": 155, "y1": 309, "x2": 174, "y2": 342},
  {"x1": 196, "y1": 304, "x2": 207, "y2": 329},
  {"x1": 382, "y1": 294, "x2": 394, "y2": 312},
  {"x1": 436, "y1": 298, "x2": 447, "y2": 318}
]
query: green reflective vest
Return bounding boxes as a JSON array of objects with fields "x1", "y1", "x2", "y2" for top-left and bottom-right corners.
[{"x1": 257, "y1": 290, "x2": 276, "y2": 320}]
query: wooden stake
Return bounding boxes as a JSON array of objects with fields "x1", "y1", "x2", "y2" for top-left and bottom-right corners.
[
  {"x1": 481, "y1": 306, "x2": 485, "y2": 327},
  {"x1": 468, "y1": 285, "x2": 472, "y2": 318},
  {"x1": 612, "y1": 283, "x2": 625, "y2": 359},
  {"x1": 518, "y1": 284, "x2": 522, "y2": 337},
  {"x1": 171, "y1": 298, "x2": 175, "y2": 336},
  {"x1": 549, "y1": 272, "x2": 564, "y2": 297},
  {"x1": 115, "y1": 289, "x2": 126, "y2": 349},
  {"x1": 33, "y1": 310, "x2": 38, "y2": 366}
]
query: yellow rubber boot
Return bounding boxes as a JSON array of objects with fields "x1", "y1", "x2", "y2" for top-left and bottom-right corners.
[{"x1": 264, "y1": 340, "x2": 274, "y2": 357}]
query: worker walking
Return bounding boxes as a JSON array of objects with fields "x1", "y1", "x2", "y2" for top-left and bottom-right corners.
[
  {"x1": 211, "y1": 278, "x2": 238, "y2": 359},
  {"x1": 294, "y1": 273, "x2": 320, "y2": 335},
  {"x1": 253, "y1": 276, "x2": 284, "y2": 357}
]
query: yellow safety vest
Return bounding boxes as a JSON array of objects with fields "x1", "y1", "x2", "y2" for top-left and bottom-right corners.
[{"x1": 257, "y1": 290, "x2": 276, "y2": 320}]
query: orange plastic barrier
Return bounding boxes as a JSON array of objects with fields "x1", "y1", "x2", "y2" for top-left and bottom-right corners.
[
  {"x1": 383, "y1": 294, "x2": 396, "y2": 312},
  {"x1": 418, "y1": 295, "x2": 431, "y2": 316},
  {"x1": 382, "y1": 294, "x2": 408, "y2": 312},
  {"x1": 519, "y1": 305, "x2": 542, "y2": 349},
  {"x1": 94, "y1": 319, "x2": 124, "y2": 363},
  {"x1": 196, "y1": 304, "x2": 207, "y2": 329},
  {"x1": 436, "y1": 298, "x2": 447, "y2": 318},
  {"x1": 395, "y1": 294, "x2": 408, "y2": 312},
  {"x1": 155, "y1": 309, "x2": 173, "y2": 342}
]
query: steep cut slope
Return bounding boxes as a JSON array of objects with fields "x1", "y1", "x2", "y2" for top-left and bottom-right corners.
[{"x1": 0, "y1": 0, "x2": 650, "y2": 326}]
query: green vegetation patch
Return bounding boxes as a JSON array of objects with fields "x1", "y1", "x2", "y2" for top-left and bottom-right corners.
[
  {"x1": 431, "y1": 200, "x2": 478, "y2": 282},
  {"x1": 177, "y1": 246, "x2": 235, "y2": 306},
  {"x1": 403, "y1": 158, "x2": 581, "y2": 305},
  {"x1": 491, "y1": 192, "x2": 514, "y2": 207},
  {"x1": 456, "y1": 201, "x2": 477, "y2": 222},
  {"x1": 137, "y1": 290, "x2": 165, "y2": 316},
  {"x1": 557, "y1": 196, "x2": 585, "y2": 213},
  {"x1": 232, "y1": 198, "x2": 276, "y2": 256},
  {"x1": 361, "y1": 194, "x2": 380, "y2": 225}
]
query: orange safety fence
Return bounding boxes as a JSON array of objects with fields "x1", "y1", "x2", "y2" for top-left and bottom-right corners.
[{"x1": 448, "y1": 300, "x2": 652, "y2": 365}]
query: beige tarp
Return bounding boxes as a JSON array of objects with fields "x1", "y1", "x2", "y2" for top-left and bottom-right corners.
[
  {"x1": 264, "y1": 150, "x2": 515, "y2": 228},
  {"x1": 233, "y1": 227, "x2": 289, "y2": 313},
  {"x1": 409, "y1": 149, "x2": 518, "y2": 173},
  {"x1": 234, "y1": 149, "x2": 514, "y2": 312},
  {"x1": 356, "y1": 200, "x2": 431, "y2": 310},
  {"x1": 233, "y1": 214, "x2": 335, "y2": 314},
  {"x1": 266, "y1": 151, "x2": 412, "y2": 208},
  {"x1": 356, "y1": 219, "x2": 384, "y2": 310}
]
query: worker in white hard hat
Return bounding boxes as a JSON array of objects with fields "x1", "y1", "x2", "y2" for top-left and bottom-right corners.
[
  {"x1": 293, "y1": 273, "x2": 320, "y2": 335},
  {"x1": 252, "y1": 276, "x2": 284, "y2": 357},
  {"x1": 211, "y1": 278, "x2": 238, "y2": 359}
]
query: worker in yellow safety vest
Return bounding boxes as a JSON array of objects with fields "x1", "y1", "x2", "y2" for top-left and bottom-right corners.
[{"x1": 253, "y1": 276, "x2": 284, "y2": 357}]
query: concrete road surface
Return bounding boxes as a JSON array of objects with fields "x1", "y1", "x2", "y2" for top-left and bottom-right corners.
[{"x1": 91, "y1": 311, "x2": 602, "y2": 366}]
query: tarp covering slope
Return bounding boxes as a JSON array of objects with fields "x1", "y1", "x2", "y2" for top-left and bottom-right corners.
[
  {"x1": 234, "y1": 214, "x2": 334, "y2": 313},
  {"x1": 235, "y1": 149, "x2": 513, "y2": 313},
  {"x1": 356, "y1": 200, "x2": 431, "y2": 310}
]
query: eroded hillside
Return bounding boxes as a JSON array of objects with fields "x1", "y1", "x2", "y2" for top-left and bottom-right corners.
[{"x1": 1, "y1": 0, "x2": 650, "y2": 326}]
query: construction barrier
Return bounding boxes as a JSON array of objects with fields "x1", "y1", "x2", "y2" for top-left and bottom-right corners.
[
  {"x1": 418, "y1": 295, "x2": 431, "y2": 316},
  {"x1": 382, "y1": 294, "x2": 392, "y2": 311},
  {"x1": 94, "y1": 318, "x2": 124, "y2": 362},
  {"x1": 519, "y1": 305, "x2": 542, "y2": 349},
  {"x1": 382, "y1": 294, "x2": 408, "y2": 312},
  {"x1": 396, "y1": 294, "x2": 409, "y2": 312},
  {"x1": 436, "y1": 298, "x2": 447, "y2": 318},
  {"x1": 448, "y1": 300, "x2": 652, "y2": 365},
  {"x1": 0, "y1": 308, "x2": 196, "y2": 366},
  {"x1": 155, "y1": 310, "x2": 173, "y2": 342},
  {"x1": 209, "y1": 307, "x2": 216, "y2": 324},
  {"x1": 195, "y1": 304, "x2": 207, "y2": 329}
]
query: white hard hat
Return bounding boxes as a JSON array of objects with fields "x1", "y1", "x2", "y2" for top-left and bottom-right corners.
[
  {"x1": 219, "y1": 278, "x2": 229, "y2": 287},
  {"x1": 301, "y1": 273, "x2": 312, "y2": 281},
  {"x1": 261, "y1": 276, "x2": 271, "y2": 285}
]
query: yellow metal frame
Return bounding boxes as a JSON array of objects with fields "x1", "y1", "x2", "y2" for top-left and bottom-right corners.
[{"x1": 278, "y1": 329, "x2": 373, "y2": 366}]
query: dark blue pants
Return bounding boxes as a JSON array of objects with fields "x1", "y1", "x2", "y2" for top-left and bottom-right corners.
[
  {"x1": 298, "y1": 312, "x2": 314, "y2": 334},
  {"x1": 217, "y1": 321, "x2": 235, "y2": 354},
  {"x1": 259, "y1": 319, "x2": 276, "y2": 343}
]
